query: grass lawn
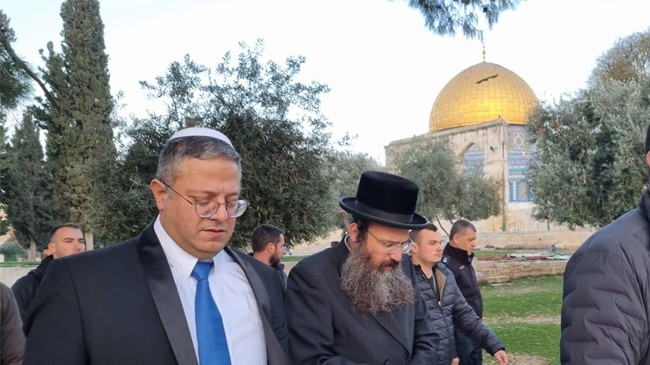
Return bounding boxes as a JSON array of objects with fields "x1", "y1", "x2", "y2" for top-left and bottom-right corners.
[{"x1": 481, "y1": 275, "x2": 563, "y2": 365}]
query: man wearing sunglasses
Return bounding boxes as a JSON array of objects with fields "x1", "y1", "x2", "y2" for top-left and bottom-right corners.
[
  {"x1": 286, "y1": 170, "x2": 436, "y2": 364},
  {"x1": 24, "y1": 128, "x2": 290, "y2": 365}
]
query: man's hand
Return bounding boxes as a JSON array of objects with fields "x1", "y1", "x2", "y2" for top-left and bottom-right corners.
[{"x1": 493, "y1": 350, "x2": 508, "y2": 365}]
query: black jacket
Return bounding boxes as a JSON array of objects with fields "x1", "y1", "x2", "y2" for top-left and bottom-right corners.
[
  {"x1": 11, "y1": 255, "x2": 53, "y2": 322},
  {"x1": 271, "y1": 262, "x2": 288, "y2": 290},
  {"x1": 248, "y1": 253, "x2": 288, "y2": 290},
  {"x1": 561, "y1": 191, "x2": 650, "y2": 364},
  {"x1": 441, "y1": 245, "x2": 483, "y2": 318},
  {"x1": 411, "y1": 257, "x2": 503, "y2": 365}
]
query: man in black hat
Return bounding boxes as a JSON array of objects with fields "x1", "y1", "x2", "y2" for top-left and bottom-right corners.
[{"x1": 285, "y1": 171, "x2": 437, "y2": 364}]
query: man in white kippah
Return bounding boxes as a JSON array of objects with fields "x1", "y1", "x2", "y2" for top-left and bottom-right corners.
[{"x1": 24, "y1": 127, "x2": 291, "y2": 365}]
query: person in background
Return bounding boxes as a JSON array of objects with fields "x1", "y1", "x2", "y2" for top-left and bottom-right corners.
[
  {"x1": 409, "y1": 222, "x2": 507, "y2": 365},
  {"x1": 11, "y1": 223, "x2": 85, "y2": 321},
  {"x1": 23, "y1": 127, "x2": 290, "y2": 365},
  {"x1": 285, "y1": 170, "x2": 436, "y2": 364},
  {"x1": 442, "y1": 219, "x2": 484, "y2": 365},
  {"x1": 251, "y1": 224, "x2": 288, "y2": 289},
  {"x1": 560, "y1": 122, "x2": 650, "y2": 364}
]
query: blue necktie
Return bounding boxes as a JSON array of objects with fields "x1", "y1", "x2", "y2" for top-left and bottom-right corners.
[{"x1": 192, "y1": 261, "x2": 231, "y2": 365}]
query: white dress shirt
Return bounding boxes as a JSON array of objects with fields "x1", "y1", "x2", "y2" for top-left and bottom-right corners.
[{"x1": 154, "y1": 217, "x2": 266, "y2": 365}]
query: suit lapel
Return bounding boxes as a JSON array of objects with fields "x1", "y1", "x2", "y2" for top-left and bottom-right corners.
[
  {"x1": 225, "y1": 248, "x2": 292, "y2": 365},
  {"x1": 225, "y1": 248, "x2": 272, "y2": 320},
  {"x1": 372, "y1": 307, "x2": 409, "y2": 350},
  {"x1": 138, "y1": 224, "x2": 198, "y2": 365}
]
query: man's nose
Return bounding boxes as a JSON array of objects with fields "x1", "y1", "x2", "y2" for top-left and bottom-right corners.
[
  {"x1": 388, "y1": 251, "x2": 402, "y2": 262},
  {"x1": 210, "y1": 204, "x2": 230, "y2": 221}
]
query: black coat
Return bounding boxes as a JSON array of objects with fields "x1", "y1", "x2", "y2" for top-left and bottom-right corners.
[
  {"x1": 23, "y1": 223, "x2": 291, "y2": 365},
  {"x1": 441, "y1": 245, "x2": 482, "y2": 318},
  {"x1": 561, "y1": 191, "x2": 650, "y2": 364},
  {"x1": 285, "y1": 240, "x2": 437, "y2": 365},
  {"x1": 411, "y1": 258, "x2": 503, "y2": 365},
  {"x1": 11, "y1": 255, "x2": 53, "y2": 322}
]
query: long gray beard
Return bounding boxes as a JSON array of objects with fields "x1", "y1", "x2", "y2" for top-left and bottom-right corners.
[{"x1": 340, "y1": 246, "x2": 415, "y2": 315}]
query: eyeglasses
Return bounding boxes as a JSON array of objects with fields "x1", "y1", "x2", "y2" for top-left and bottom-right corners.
[
  {"x1": 366, "y1": 229, "x2": 413, "y2": 254},
  {"x1": 160, "y1": 180, "x2": 248, "y2": 218}
]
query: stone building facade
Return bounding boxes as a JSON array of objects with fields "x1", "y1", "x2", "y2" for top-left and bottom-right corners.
[{"x1": 385, "y1": 61, "x2": 592, "y2": 249}]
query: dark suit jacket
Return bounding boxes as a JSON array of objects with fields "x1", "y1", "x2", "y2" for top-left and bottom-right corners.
[
  {"x1": 285, "y1": 241, "x2": 436, "y2": 365},
  {"x1": 23, "y1": 223, "x2": 291, "y2": 365}
]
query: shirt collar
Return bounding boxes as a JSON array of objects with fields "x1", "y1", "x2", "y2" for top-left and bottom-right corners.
[{"x1": 155, "y1": 215, "x2": 212, "y2": 278}]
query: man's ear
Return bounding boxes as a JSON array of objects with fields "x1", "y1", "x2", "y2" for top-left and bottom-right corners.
[
  {"x1": 47, "y1": 242, "x2": 56, "y2": 256},
  {"x1": 266, "y1": 242, "x2": 275, "y2": 253},
  {"x1": 645, "y1": 151, "x2": 650, "y2": 169},
  {"x1": 150, "y1": 179, "x2": 169, "y2": 210},
  {"x1": 410, "y1": 242, "x2": 419, "y2": 255},
  {"x1": 348, "y1": 223, "x2": 360, "y2": 243}
]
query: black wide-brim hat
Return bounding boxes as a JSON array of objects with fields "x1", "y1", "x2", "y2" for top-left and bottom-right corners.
[{"x1": 339, "y1": 171, "x2": 428, "y2": 229}]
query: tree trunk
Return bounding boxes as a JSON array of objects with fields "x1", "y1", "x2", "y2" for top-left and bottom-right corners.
[
  {"x1": 85, "y1": 231, "x2": 94, "y2": 251},
  {"x1": 28, "y1": 239, "x2": 36, "y2": 261}
]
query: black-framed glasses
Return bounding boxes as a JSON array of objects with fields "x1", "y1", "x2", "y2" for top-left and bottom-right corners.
[
  {"x1": 160, "y1": 180, "x2": 248, "y2": 218},
  {"x1": 366, "y1": 229, "x2": 414, "y2": 254}
]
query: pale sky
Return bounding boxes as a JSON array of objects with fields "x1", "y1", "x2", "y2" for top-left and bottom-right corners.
[{"x1": 2, "y1": 0, "x2": 650, "y2": 163}]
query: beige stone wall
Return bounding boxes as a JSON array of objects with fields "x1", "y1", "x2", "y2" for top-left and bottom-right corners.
[
  {"x1": 432, "y1": 225, "x2": 594, "y2": 251},
  {"x1": 475, "y1": 259, "x2": 567, "y2": 284},
  {"x1": 385, "y1": 120, "x2": 594, "y2": 240},
  {"x1": 386, "y1": 121, "x2": 515, "y2": 230},
  {"x1": 0, "y1": 267, "x2": 31, "y2": 287},
  {"x1": 283, "y1": 257, "x2": 568, "y2": 284}
]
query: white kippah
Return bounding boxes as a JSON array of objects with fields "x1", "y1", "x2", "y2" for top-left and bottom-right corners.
[{"x1": 168, "y1": 127, "x2": 233, "y2": 147}]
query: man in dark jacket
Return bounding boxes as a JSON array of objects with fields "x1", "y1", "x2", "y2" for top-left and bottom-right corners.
[
  {"x1": 560, "y1": 123, "x2": 650, "y2": 364},
  {"x1": 251, "y1": 224, "x2": 288, "y2": 289},
  {"x1": 410, "y1": 223, "x2": 507, "y2": 365},
  {"x1": 11, "y1": 223, "x2": 85, "y2": 321},
  {"x1": 441, "y1": 219, "x2": 483, "y2": 365}
]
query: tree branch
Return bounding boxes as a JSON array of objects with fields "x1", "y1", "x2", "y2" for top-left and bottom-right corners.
[{"x1": 0, "y1": 25, "x2": 61, "y2": 111}]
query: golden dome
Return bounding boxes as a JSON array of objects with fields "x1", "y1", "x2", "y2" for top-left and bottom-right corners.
[{"x1": 429, "y1": 62, "x2": 539, "y2": 132}]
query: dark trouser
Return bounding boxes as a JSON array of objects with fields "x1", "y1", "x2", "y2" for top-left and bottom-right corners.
[{"x1": 455, "y1": 332, "x2": 482, "y2": 365}]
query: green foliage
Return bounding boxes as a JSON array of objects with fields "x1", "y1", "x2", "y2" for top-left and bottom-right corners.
[
  {"x1": 0, "y1": 11, "x2": 31, "y2": 111},
  {"x1": 0, "y1": 241, "x2": 27, "y2": 261},
  {"x1": 322, "y1": 150, "x2": 384, "y2": 230},
  {"x1": 31, "y1": 0, "x2": 115, "y2": 245},
  {"x1": 98, "y1": 117, "x2": 169, "y2": 245},
  {"x1": 0, "y1": 219, "x2": 8, "y2": 236},
  {"x1": 0, "y1": 114, "x2": 59, "y2": 252},
  {"x1": 405, "y1": 0, "x2": 523, "y2": 39},
  {"x1": 529, "y1": 30, "x2": 650, "y2": 229},
  {"x1": 108, "y1": 41, "x2": 336, "y2": 247},
  {"x1": 0, "y1": 12, "x2": 32, "y2": 235},
  {"x1": 590, "y1": 28, "x2": 650, "y2": 84},
  {"x1": 527, "y1": 79, "x2": 650, "y2": 228},
  {"x1": 393, "y1": 137, "x2": 501, "y2": 230}
]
